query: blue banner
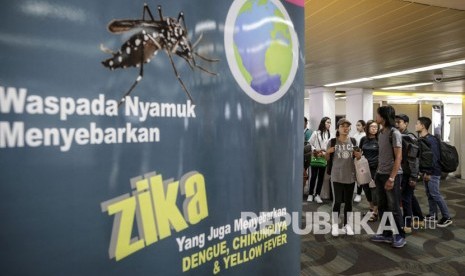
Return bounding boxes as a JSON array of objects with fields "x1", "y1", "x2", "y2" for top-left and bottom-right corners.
[{"x1": 0, "y1": 0, "x2": 304, "y2": 274}]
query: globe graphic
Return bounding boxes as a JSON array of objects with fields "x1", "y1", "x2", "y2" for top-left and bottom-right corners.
[{"x1": 225, "y1": 0, "x2": 298, "y2": 103}]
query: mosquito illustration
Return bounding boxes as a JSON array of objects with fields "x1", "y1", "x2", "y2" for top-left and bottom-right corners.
[{"x1": 101, "y1": 4, "x2": 219, "y2": 106}]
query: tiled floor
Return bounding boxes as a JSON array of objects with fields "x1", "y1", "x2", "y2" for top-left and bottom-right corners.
[{"x1": 301, "y1": 177, "x2": 465, "y2": 275}]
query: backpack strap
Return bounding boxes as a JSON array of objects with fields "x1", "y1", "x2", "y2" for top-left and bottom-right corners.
[
  {"x1": 326, "y1": 138, "x2": 337, "y2": 175},
  {"x1": 350, "y1": 137, "x2": 357, "y2": 146}
]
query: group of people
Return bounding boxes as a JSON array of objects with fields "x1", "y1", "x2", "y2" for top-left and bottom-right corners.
[{"x1": 304, "y1": 105, "x2": 453, "y2": 248}]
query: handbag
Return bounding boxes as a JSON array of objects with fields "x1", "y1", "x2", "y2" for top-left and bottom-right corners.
[
  {"x1": 310, "y1": 137, "x2": 327, "y2": 167},
  {"x1": 310, "y1": 156, "x2": 327, "y2": 167},
  {"x1": 354, "y1": 156, "x2": 372, "y2": 184},
  {"x1": 368, "y1": 179, "x2": 376, "y2": 188}
]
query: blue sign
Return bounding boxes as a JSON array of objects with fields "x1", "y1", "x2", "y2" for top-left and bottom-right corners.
[{"x1": 0, "y1": 1, "x2": 304, "y2": 275}]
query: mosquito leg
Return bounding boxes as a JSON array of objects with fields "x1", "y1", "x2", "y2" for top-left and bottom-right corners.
[
  {"x1": 192, "y1": 33, "x2": 219, "y2": 62},
  {"x1": 178, "y1": 12, "x2": 188, "y2": 33},
  {"x1": 193, "y1": 63, "x2": 218, "y2": 75},
  {"x1": 195, "y1": 52, "x2": 220, "y2": 62},
  {"x1": 118, "y1": 52, "x2": 145, "y2": 107},
  {"x1": 167, "y1": 51, "x2": 194, "y2": 103},
  {"x1": 143, "y1": 4, "x2": 155, "y2": 21},
  {"x1": 157, "y1": 5, "x2": 163, "y2": 21},
  {"x1": 192, "y1": 33, "x2": 203, "y2": 48},
  {"x1": 179, "y1": 55, "x2": 194, "y2": 70},
  {"x1": 189, "y1": 56, "x2": 218, "y2": 75}
]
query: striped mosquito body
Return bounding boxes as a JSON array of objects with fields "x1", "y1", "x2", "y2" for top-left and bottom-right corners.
[{"x1": 101, "y1": 4, "x2": 218, "y2": 106}]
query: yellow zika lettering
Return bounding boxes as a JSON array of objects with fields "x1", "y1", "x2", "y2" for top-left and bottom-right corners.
[
  {"x1": 103, "y1": 195, "x2": 145, "y2": 261},
  {"x1": 101, "y1": 171, "x2": 208, "y2": 261},
  {"x1": 134, "y1": 178, "x2": 158, "y2": 246},
  {"x1": 181, "y1": 172, "x2": 209, "y2": 224},
  {"x1": 150, "y1": 175, "x2": 189, "y2": 239}
]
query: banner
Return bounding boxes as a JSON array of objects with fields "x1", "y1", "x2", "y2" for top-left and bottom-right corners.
[{"x1": 0, "y1": 0, "x2": 304, "y2": 274}]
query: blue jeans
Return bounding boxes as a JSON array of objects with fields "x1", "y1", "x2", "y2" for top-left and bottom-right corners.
[
  {"x1": 376, "y1": 173, "x2": 405, "y2": 237},
  {"x1": 424, "y1": 175, "x2": 450, "y2": 218}
]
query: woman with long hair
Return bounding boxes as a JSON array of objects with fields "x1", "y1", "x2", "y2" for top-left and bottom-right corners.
[
  {"x1": 307, "y1": 117, "x2": 331, "y2": 203},
  {"x1": 359, "y1": 120, "x2": 380, "y2": 221}
]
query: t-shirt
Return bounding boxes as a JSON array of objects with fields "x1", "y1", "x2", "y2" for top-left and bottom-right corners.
[
  {"x1": 327, "y1": 137, "x2": 356, "y2": 184},
  {"x1": 304, "y1": 128, "x2": 312, "y2": 144},
  {"x1": 360, "y1": 136, "x2": 379, "y2": 169},
  {"x1": 377, "y1": 127, "x2": 403, "y2": 175},
  {"x1": 353, "y1": 131, "x2": 366, "y2": 146},
  {"x1": 309, "y1": 130, "x2": 330, "y2": 151}
]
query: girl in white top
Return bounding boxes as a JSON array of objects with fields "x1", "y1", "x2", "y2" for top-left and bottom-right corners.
[
  {"x1": 307, "y1": 117, "x2": 331, "y2": 203},
  {"x1": 353, "y1": 120, "x2": 366, "y2": 203},
  {"x1": 353, "y1": 120, "x2": 366, "y2": 146}
]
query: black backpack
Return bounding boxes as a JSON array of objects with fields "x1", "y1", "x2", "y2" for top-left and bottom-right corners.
[
  {"x1": 390, "y1": 129, "x2": 419, "y2": 177},
  {"x1": 436, "y1": 137, "x2": 459, "y2": 173},
  {"x1": 326, "y1": 137, "x2": 357, "y2": 175},
  {"x1": 418, "y1": 135, "x2": 459, "y2": 173}
]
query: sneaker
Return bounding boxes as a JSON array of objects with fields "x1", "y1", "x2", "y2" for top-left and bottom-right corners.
[
  {"x1": 307, "y1": 195, "x2": 313, "y2": 202},
  {"x1": 391, "y1": 235, "x2": 407, "y2": 248},
  {"x1": 331, "y1": 224, "x2": 339, "y2": 237},
  {"x1": 314, "y1": 195, "x2": 323, "y2": 204},
  {"x1": 424, "y1": 214, "x2": 438, "y2": 221},
  {"x1": 345, "y1": 224, "x2": 354, "y2": 235},
  {"x1": 371, "y1": 234, "x2": 393, "y2": 243},
  {"x1": 354, "y1": 194, "x2": 361, "y2": 203},
  {"x1": 403, "y1": 227, "x2": 412, "y2": 234},
  {"x1": 437, "y1": 217, "x2": 453, "y2": 228}
]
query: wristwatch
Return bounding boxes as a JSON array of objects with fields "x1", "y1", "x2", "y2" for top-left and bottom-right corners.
[{"x1": 388, "y1": 177, "x2": 395, "y2": 182}]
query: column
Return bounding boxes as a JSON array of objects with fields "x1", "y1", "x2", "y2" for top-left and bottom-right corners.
[
  {"x1": 345, "y1": 88, "x2": 373, "y2": 136},
  {"x1": 305, "y1": 87, "x2": 335, "y2": 136},
  {"x1": 462, "y1": 95, "x2": 465, "y2": 179}
]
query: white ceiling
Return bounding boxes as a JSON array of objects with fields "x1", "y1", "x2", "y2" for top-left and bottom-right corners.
[{"x1": 304, "y1": 0, "x2": 465, "y2": 98}]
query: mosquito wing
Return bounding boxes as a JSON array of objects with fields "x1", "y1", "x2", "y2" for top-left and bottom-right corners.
[{"x1": 107, "y1": 19, "x2": 164, "y2": 34}]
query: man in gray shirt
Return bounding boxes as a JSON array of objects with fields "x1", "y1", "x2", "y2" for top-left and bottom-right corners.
[{"x1": 370, "y1": 106, "x2": 406, "y2": 248}]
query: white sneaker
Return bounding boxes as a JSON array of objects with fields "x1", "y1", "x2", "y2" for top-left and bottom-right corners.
[
  {"x1": 307, "y1": 195, "x2": 313, "y2": 202},
  {"x1": 354, "y1": 194, "x2": 361, "y2": 203},
  {"x1": 315, "y1": 195, "x2": 323, "y2": 204},
  {"x1": 345, "y1": 224, "x2": 354, "y2": 235},
  {"x1": 331, "y1": 224, "x2": 339, "y2": 237}
]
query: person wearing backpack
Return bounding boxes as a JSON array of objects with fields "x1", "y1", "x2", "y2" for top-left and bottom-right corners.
[
  {"x1": 326, "y1": 118, "x2": 361, "y2": 236},
  {"x1": 395, "y1": 114, "x2": 425, "y2": 233},
  {"x1": 415, "y1": 117, "x2": 452, "y2": 227},
  {"x1": 370, "y1": 106, "x2": 406, "y2": 248}
]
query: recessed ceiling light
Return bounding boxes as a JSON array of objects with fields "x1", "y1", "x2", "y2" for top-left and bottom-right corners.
[
  {"x1": 323, "y1": 58, "x2": 465, "y2": 87},
  {"x1": 324, "y1": 78, "x2": 372, "y2": 87},
  {"x1": 380, "y1": 82, "x2": 433, "y2": 90}
]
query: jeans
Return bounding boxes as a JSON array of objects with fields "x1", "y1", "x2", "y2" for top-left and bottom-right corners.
[
  {"x1": 309, "y1": 166, "x2": 326, "y2": 196},
  {"x1": 331, "y1": 182, "x2": 355, "y2": 225},
  {"x1": 376, "y1": 173, "x2": 405, "y2": 237},
  {"x1": 401, "y1": 176, "x2": 424, "y2": 227},
  {"x1": 424, "y1": 175, "x2": 450, "y2": 218}
]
